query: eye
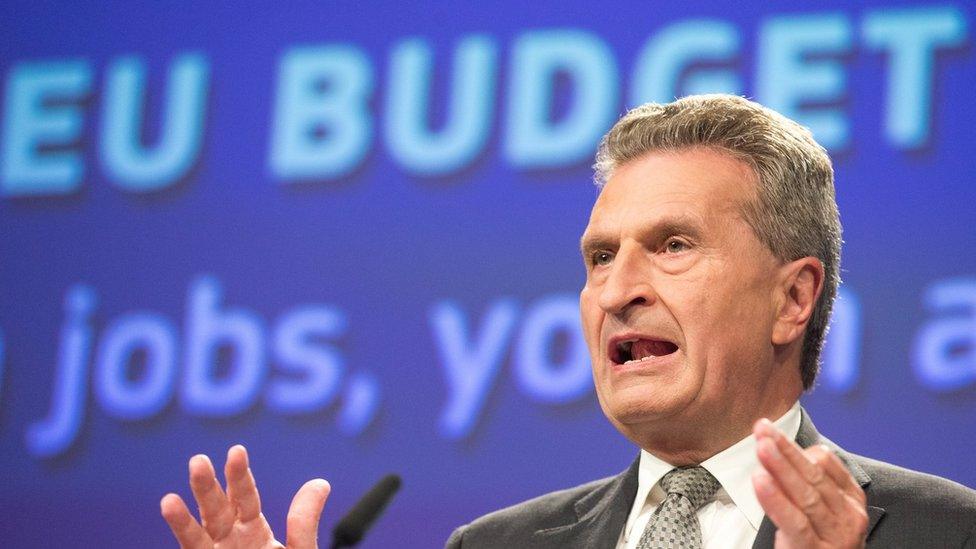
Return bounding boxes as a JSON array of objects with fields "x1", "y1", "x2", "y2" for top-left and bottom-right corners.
[
  {"x1": 664, "y1": 238, "x2": 690, "y2": 253},
  {"x1": 591, "y1": 250, "x2": 614, "y2": 266}
]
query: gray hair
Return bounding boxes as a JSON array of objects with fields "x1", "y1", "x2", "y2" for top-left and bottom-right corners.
[{"x1": 593, "y1": 94, "x2": 841, "y2": 390}]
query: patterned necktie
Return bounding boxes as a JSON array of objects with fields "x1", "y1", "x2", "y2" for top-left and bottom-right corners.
[{"x1": 636, "y1": 466, "x2": 721, "y2": 549}]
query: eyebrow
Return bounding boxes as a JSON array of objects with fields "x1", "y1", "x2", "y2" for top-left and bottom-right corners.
[{"x1": 580, "y1": 214, "x2": 705, "y2": 256}]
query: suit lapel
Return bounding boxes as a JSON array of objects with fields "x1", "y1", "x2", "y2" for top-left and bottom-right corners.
[
  {"x1": 532, "y1": 457, "x2": 640, "y2": 548},
  {"x1": 751, "y1": 407, "x2": 886, "y2": 549}
]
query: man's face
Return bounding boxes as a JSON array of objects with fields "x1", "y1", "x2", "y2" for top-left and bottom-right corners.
[{"x1": 580, "y1": 148, "x2": 787, "y2": 444}]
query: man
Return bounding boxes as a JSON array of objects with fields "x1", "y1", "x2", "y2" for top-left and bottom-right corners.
[{"x1": 160, "y1": 95, "x2": 976, "y2": 548}]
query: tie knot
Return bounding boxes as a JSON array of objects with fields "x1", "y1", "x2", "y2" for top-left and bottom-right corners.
[{"x1": 659, "y1": 466, "x2": 720, "y2": 510}]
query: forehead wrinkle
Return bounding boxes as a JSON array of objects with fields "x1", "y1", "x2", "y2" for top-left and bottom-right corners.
[
  {"x1": 583, "y1": 151, "x2": 759, "y2": 256},
  {"x1": 582, "y1": 210, "x2": 707, "y2": 251},
  {"x1": 641, "y1": 213, "x2": 706, "y2": 240}
]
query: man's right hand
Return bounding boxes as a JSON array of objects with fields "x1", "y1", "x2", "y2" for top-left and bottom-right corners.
[{"x1": 160, "y1": 445, "x2": 330, "y2": 549}]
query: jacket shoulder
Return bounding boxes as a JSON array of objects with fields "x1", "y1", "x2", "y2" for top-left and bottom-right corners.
[
  {"x1": 855, "y1": 453, "x2": 976, "y2": 508},
  {"x1": 850, "y1": 453, "x2": 976, "y2": 547},
  {"x1": 445, "y1": 475, "x2": 616, "y2": 549}
]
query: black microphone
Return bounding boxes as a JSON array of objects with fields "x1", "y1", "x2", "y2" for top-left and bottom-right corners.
[{"x1": 330, "y1": 474, "x2": 402, "y2": 548}]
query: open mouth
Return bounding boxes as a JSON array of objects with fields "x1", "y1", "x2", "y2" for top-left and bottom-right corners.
[{"x1": 610, "y1": 338, "x2": 679, "y2": 365}]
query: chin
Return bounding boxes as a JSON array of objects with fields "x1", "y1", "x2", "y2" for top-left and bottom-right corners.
[{"x1": 600, "y1": 384, "x2": 695, "y2": 429}]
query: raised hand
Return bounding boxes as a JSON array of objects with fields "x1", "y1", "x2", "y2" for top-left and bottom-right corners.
[
  {"x1": 752, "y1": 419, "x2": 868, "y2": 549},
  {"x1": 160, "y1": 445, "x2": 330, "y2": 549}
]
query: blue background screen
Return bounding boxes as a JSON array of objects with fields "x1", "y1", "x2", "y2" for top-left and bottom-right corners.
[{"x1": 1, "y1": 2, "x2": 974, "y2": 547}]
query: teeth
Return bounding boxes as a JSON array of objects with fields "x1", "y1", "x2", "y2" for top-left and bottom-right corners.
[{"x1": 613, "y1": 338, "x2": 677, "y2": 364}]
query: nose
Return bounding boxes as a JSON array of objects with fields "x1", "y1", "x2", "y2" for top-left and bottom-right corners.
[{"x1": 597, "y1": 244, "x2": 657, "y2": 315}]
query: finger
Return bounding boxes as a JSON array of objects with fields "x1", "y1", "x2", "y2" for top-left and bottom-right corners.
[
  {"x1": 286, "y1": 479, "x2": 331, "y2": 549},
  {"x1": 225, "y1": 444, "x2": 262, "y2": 522},
  {"x1": 801, "y1": 445, "x2": 861, "y2": 513},
  {"x1": 756, "y1": 421, "x2": 848, "y2": 517},
  {"x1": 755, "y1": 435, "x2": 834, "y2": 540},
  {"x1": 812, "y1": 447, "x2": 870, "y2": 537},
  {"x1": 752, "y1": 469, "x2": 817, "y2": 546},
  {"x1": 758, "y1": 420, "x2": 822, "y2": 483},
  {"x1": 807, "y1": 444, "x2": 869, "y2": 541},
  {"x1": 160, "y1": 493, "x2": 213, "y2": 549},
  {"x1": 188, "y1": 454, "x2": 235, "y2": 540},
  {"x1": 814, "y1": 445, "x2": 867, "y2": 506}
]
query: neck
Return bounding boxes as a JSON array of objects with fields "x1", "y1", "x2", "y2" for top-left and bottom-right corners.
[
  {"x1": 634, "y1": 396, "x2": 798, "y2": 465},
  {"x1": 627, "y1": 378, "x2": 802, "y2": 466}
]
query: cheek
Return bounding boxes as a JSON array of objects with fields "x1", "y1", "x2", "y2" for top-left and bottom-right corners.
[
  {"x1": 692, "y1": 285, "x2": 774, "y2": 369},
  {"x1": 661, "y1": 275, "x2": 714, "y2": 334},
  {"x1": 664, "y1": 274, "x2": 740, "y2": 362},
  {"x1": 579, "y1": 288, "x2": 601, "y2": 354}
]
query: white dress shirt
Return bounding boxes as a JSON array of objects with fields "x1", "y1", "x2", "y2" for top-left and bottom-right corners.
[{"x1": 616, "y1": 402, "x2": 802, "y2": 549}]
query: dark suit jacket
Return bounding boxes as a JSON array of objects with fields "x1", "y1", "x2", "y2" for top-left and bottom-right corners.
[{"x1": 446, "y1": 410, "x2": 976, "y2": 548}]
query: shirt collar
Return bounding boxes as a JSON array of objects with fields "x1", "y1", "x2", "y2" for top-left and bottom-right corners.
[
  {"x1": 626, "y1": 445, "x2": 675, "y2": 539},
  {"x1": 622, "y1": 402, "x2": 803, "y2": 539},
  {"x1": 701, "y1": 402, "x2": 802, "y2": 530}
]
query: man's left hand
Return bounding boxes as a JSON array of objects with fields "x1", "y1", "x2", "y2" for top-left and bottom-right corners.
[{"x1": 752, "y1": 418, "x2": 868, "y2": 548}]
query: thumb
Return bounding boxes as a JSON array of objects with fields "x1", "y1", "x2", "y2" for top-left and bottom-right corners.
[{"x1": 285, "y1": 479, "x2": 331, "y2": 549}]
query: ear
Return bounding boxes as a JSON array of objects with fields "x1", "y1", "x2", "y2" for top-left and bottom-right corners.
[{"x1": 771, "y1": 257, "x2": 825, "y2": 346}]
